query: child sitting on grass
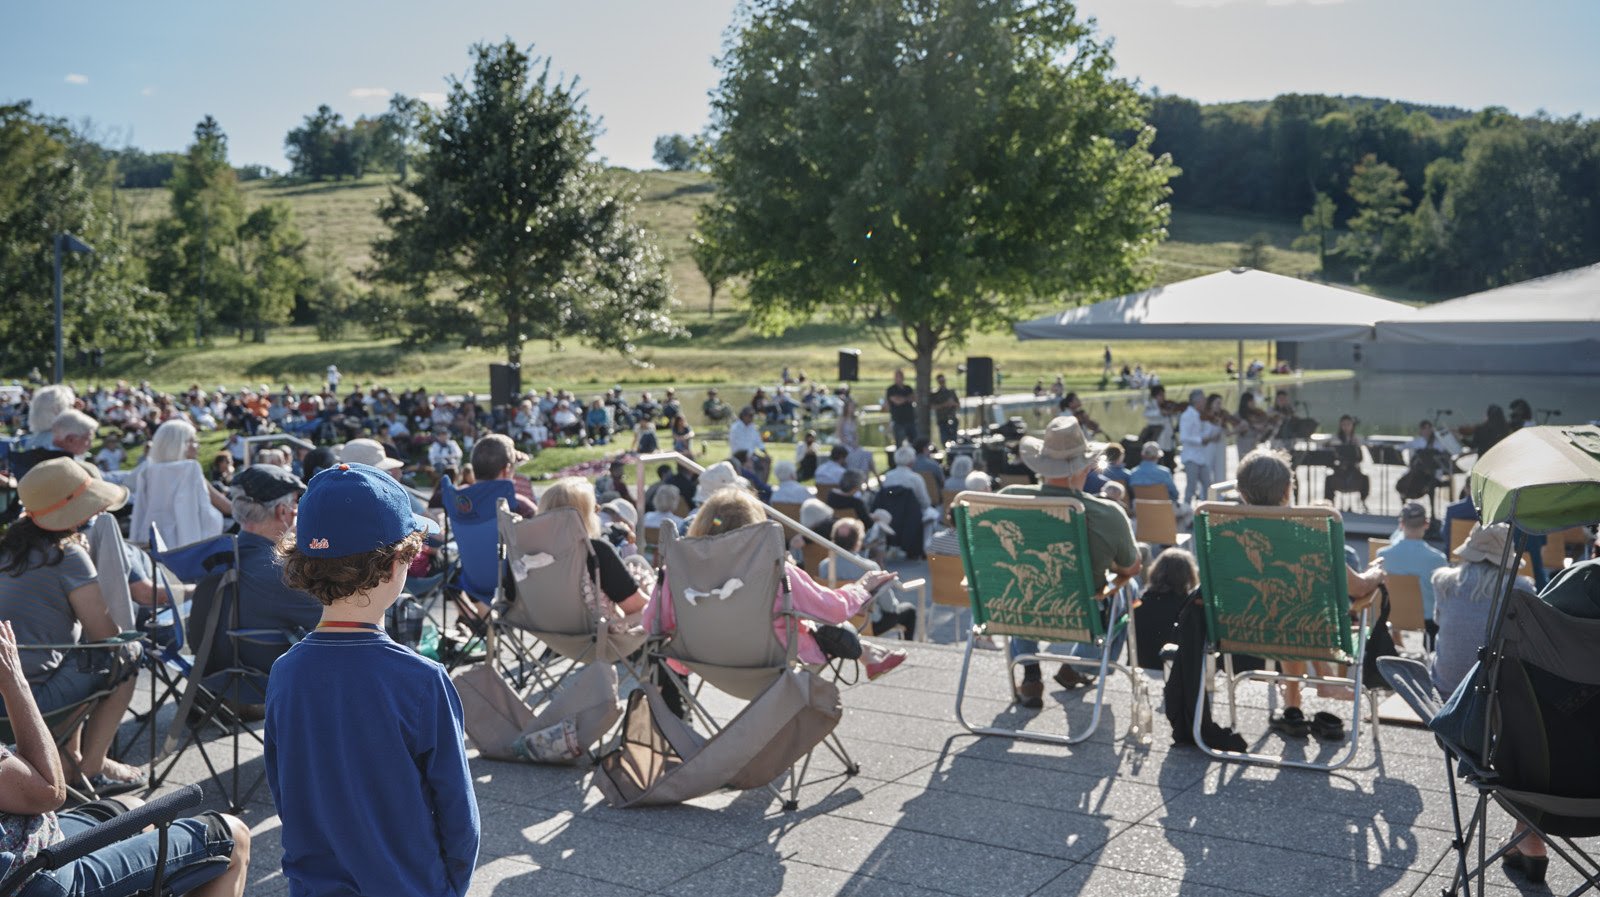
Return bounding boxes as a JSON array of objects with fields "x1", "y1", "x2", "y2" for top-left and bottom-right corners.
[{"x1": 265, "y1": 462, "x2": 479, "y2": 897}]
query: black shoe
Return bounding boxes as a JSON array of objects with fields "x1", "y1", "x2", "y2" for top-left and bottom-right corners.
[
  {"x1": 1015, "y1": 680, "x2": 1044, "y2": 710},
  {"x1": 1310, "y1": 710, "x2": 1345, "y2": 742},
  {"x1": 1054, "y1": 665, "x2": 1092, "y2": 690},
  {"x1": 1503, "y1": 850, "x2": 1548, "y2": 884},
  {"x1": 1269, "y1": 706, "x2": 1310, "y2": 738}
]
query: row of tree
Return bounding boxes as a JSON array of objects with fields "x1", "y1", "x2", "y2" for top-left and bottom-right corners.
[
  {"x1": 284, "y1": 95, "x2": 422, "y2": 181},
  {"x1": 1149, "y1": 93, "x2": 1600, "y2": 293}
]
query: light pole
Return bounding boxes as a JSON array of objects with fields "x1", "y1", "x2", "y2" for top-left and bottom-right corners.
[{"x1": 53, "y1": 232, "x2": 95, "y2": 384}]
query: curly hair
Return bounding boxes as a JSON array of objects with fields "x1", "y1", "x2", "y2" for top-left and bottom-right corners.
[{"x1": 275, "y1": 531, "x2": 423, "y2": 606}]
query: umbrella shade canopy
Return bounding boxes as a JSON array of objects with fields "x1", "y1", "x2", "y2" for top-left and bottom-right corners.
[
  {"x1": 1377, "y1": 263, "x2": 1600, "y2": 345},
  {"x1": 1014, "y1": 268, "x2": 1415, "y2": 342},
  {"x1": 1470, "y1": 424, "x2": 1600, "y2": 534}
]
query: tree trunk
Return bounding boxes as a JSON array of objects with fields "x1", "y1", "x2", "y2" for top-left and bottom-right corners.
[
  {"x1": 505, "y1": 279, "x2": 523, "y2": 366},
  {"x1": 707, "y1": 284, "x2": 716, "y2": 318},
  {"x1": 913, "y1": 321, "x2": 938, "y2": 443}
]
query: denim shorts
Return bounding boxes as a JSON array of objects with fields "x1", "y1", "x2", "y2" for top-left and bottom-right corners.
[
  {"x1": 22, "y1": 802, "x2": 234, "y2": 897},
  {"x1": 31, "y1": 643, "x2": 140, "y2": 716}
]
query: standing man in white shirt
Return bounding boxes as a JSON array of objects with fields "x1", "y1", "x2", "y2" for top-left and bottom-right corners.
[
  {"x1": 1178, "y1": 388, "x2": 1220, "y2": 505},
  {"x1": 728, "y1": 406, "x2": 767, "y2": 457}
]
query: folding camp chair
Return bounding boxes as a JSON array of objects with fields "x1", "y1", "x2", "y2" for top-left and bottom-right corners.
[
  {"x1": 0, "y1": 784, "x2": 229, "y2": 897},
  {"x1": 649, "y1": 519, "x2": 857, "y2": 810},
  {"x1": 146, "y1": 529, "x2": 278, "y2": 812},
  {"x1": 88, "y1": 513, "x2": 195, "y2": 783},
  {"x1": 440, "y1": 476, "x2": 517, "y2": 671},
  {"x1": 495, "y1": 503, "x2": 648, "y2": 704},
  {"x1": 0, "y1": 640, "x2": 135, "y2": 803},
  {"x1": 1190, "y1": 501, "x2": 1372, "y2": 771},
  {"x1": 1133, "y1": 498, "x2": 1180, "y2": 548},
  {"x1": 927, "y1": 553, "x2": 971, "y2": 643},
  {"x1": 1381, "y1": 424, "x2": 1600, "y2": 897},
  {"x1": 951, "y1": 490, "x2": 1149, "y2": 746}
]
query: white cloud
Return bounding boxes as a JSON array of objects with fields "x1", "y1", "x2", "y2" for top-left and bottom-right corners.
[
  {"x1": 65, "y1": 73, "x2": 89, "y2": 85},
  {"x1": 348, "y1": 87, "x2": 391, "y2": 100},
  {"x1": 140, "y1": 86, "x2": 156, "y2": 97},
  {"x1": 417, "y1": 91, "x2": 447, "y2": 107}
]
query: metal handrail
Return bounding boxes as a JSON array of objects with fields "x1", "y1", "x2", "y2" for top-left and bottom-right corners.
[{"x1": 628, "y1": 451, "x2": 879, "y2": 573}]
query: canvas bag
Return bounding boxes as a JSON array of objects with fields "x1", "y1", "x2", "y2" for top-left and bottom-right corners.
[
  {"x1": 594, "y1": 667, "x2": 843, "y2": 808},
  {"x1": 452, "y1": 569, "x2": 624, "y2": 763}
]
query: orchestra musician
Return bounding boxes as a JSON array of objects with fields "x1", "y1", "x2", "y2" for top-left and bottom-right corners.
[
  {"x1": 1455, "y1": 404, "x2": 1512, "y2": 454},
  {"x1": 1397, "y1": 418, "x2": 1461, "y2": 502},
  {"x1": 1060, "y1": 392, "x2": 1102, "y2": 439},
  {"x1": 1235, "y1": 391, "x2": 1275, "y2": 457},
  {"x1": 1202, "y1": 393, "x2": 1237, "y2": 482},
  {"x1": 1268, "y1": 389, "x2": 1298, "y2": 450},
  {"x1": 1325, "y1": 414, "x2": 1370, "y2": 509},
  {"x1": 1142, "y1": 384, "x2": 1182, "y2": 454}
]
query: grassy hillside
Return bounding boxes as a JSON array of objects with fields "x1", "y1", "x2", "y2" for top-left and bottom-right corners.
[
  {"x1": 118, "y1": 170, "x2": 1321, "y2": 314},
  {"x1": 101, "y1": 170, "x2": 1328, "y2": 396}
]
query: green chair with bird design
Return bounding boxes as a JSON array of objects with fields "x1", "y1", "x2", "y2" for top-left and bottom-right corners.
[{"x1": 951, "y1": 490, "x2": 1150, "y2": 746}]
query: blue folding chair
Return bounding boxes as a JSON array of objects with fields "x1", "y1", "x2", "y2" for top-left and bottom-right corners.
[{"x1": 440, "y1": 477, "x2": 516, "y2": 606}]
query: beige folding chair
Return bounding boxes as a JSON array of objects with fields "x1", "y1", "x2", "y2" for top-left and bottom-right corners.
[
  {"x1": 650, "y1": 520, "x2": 859, "y2": 809},
  {"x1": 1134, "y1": 499, "x2": 1179, "y2": 547},
  {"x1": 771, "y1": 501, "x2": 803, "y2": 522},
  {"x1": 1131, "y1": 483, "x2": 1171, "y2": 504},
  {"x1": 1447, "y1": 518, "x2": 1473, "y2": 563},
  {"x1": 1368, "y1": 538, "x2": 1390, "y2": 565}
]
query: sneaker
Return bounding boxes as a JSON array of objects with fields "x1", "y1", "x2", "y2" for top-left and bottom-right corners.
[
  {"x1": 1015, "y1": 679, "x2": 1044, "y2": 710},
  {"x1": 865, "y1": 649, "x2": 907, "y2": 681}
]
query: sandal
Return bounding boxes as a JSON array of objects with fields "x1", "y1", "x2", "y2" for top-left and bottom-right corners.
[
  {"x1": 1269, "y1": 706, "x2": 1310, "y2": 738},
  {"x1": 88, "y1": 767, "x2": 147, "y2": 798},
  {"x1": 1310, "y1": 710, "x2": 1346, "y2": 741}
]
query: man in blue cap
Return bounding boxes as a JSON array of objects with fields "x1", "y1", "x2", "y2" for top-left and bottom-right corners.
[{"x1": 263, "y1": 463, "x2": 478, "y2": 897}]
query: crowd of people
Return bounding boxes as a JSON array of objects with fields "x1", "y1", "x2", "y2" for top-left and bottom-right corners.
[{"x1": 0, "y1": 368, "x2": 1594, "y2": 895}]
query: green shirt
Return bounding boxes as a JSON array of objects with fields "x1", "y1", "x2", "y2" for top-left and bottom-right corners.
[{"x1": 999, "y1": 483, "x2": 1139, "y2": 579}]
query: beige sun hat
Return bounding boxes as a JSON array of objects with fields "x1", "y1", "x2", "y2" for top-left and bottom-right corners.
[
  {"x1": 19, "y1": 457, "x2": 129, "y2": 532},
  {"x1": 338, "y1": 438, "x2": 404, "y2": 471},
  {"x1": 694, "y1": 460, "x2": 752, "y2": 505},
  {"x1": 1455, "y1": 522, "x2": 1517, "y2": 567},
  {"x1": 1018, "y1": 415, "x2": 1106, "y2": 479}
]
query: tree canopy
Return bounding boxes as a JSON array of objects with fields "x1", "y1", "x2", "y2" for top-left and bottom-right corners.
[
  {"x1": 369, "y1": 40, "x2": 679, "y2": 365},
  {"x1": 701, "y1": 0, "x2": 1175, "y2": 432}
]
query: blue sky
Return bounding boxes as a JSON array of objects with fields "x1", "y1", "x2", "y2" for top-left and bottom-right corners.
[{"x1": 4, "y1": 0, "x2": 1596, "y2": 172}]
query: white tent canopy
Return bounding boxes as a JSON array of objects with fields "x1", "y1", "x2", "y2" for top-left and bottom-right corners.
[
  {"x1": 1375, "y1": 262, "x2": 1600, "y2": 345},
  {"x1": 1014, "y1": 268, "x2": 1415, "y2": 342}
]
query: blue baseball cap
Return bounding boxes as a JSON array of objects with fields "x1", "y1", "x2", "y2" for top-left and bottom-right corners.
[{"x1": 296, "y1": 463, "x2": 439, "y2": 558}]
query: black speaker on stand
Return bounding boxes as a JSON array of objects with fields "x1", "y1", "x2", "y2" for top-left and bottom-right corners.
[
  {"x1": 837, "y1": 349, "x2": 860, "y2": 382},
  {"x1": 488, "y1": 363, "x2": 522, "y2": 408},
  {"x1": 965, "y1": 356, "x2": 994, "y2": 397}
]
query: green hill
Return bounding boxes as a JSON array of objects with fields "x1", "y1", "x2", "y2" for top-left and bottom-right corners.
[{"x1": 118, "y1": 170, "x2": 1319, "y2": 313}]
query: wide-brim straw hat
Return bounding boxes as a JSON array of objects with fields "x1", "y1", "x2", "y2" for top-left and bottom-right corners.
[
  {"x1": 19, "y1": 457, "x2": 128, "y2": 532},
  {"x1": 1018, "y1": 415, "x2": 1106, "y2": 479},
  {"x1": 1456, "y1": 522, "x2": 1516, "y2": 567},
  {"x1": 338, "y1": 438, "x2": 404, "y2": 471}
]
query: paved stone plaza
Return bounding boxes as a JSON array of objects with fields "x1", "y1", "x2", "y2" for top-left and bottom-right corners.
[{"x1": 128, "y1": 627, "x2": 1574, "y2": 897}]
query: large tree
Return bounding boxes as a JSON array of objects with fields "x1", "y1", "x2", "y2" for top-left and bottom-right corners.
[
  {"x1": 370, "y1": 40, "x2": 678, "y2": 365},
  {"x1": 0, "y1": 103, "x2": 167, "y2": 375},
  {"x1": 147, "y1": 117, "x2": 247, "y2": 344},
  {"x1": 701, "y1": 0, "x2": 1175, "y2": 434}
]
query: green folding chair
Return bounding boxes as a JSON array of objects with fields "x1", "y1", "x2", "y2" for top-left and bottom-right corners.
[
  {"x1": 1191, "y1": 501, "x2": 1371, "y2": 771},
  {"x1": 952, "y1": 491, "x2": 1149, "y2": 746}
]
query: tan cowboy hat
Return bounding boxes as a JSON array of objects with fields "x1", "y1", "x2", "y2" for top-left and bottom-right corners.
[
  {"x1": 1018, "y1": 415, "x2": 1105, "y2": 479},
  {"x1": 19, "y1": 457, "x2": 128, "y2": 532},
  {"x1": 1455, "y1": 522, "x2": 1517, "y2": 567}
]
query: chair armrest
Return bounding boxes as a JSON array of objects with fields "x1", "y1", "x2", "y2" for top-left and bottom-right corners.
[{"x1": 38, "y1": 784, "x2": 203, "y2": 871}]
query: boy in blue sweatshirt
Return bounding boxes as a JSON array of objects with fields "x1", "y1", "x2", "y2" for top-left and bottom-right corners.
[{"x1": 264, "y1": 462, "x2": 479, "y2": 897}]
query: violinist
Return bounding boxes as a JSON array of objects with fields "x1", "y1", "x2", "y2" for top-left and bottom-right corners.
[
  {"x1": 1325, "y1": 414, "x2": 1370, "y2": 508},
  {"x1": 1142, "y1": 384, "x2": 1181, "y2": 453},
  {"x1": 1178, "y1": 388, "x2": 1222, "y2": 504},
  {"x1": 1456, "y1": 404, "x2": 1512, "y2": 454},
  {"x1": 1202, "y1": 393, "x2": 1236, "y2": 482},
  {"x1": 1060, "y1": 392, "x2": 1102, "y2": 438},
  {"x1": 1397, "y1": 419, "x2": 1460, "y2": 502},
  {"x1": 1268, "y1": 389, "x2": 1297, "y2": 450},
  {"x1": 1235, "y1": 391, "x2": 1274, "y2": 457}
]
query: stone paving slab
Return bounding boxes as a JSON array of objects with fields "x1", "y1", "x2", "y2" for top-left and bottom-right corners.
[{"x1": 112, "y1": 638, "x2": 1581, "y2": 897}]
